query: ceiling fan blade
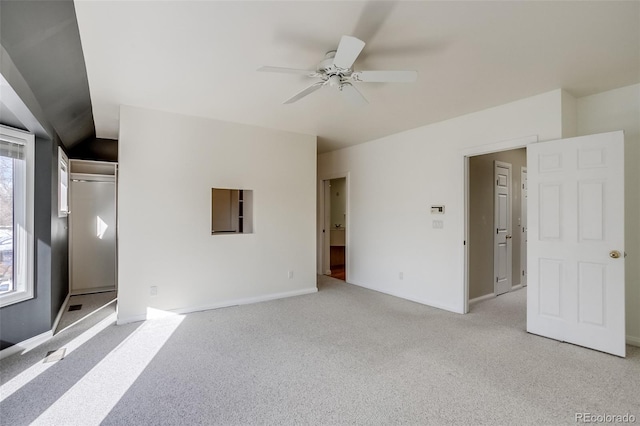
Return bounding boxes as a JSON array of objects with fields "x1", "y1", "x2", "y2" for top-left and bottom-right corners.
[
  {"x1": 258, "y1": 66, "x2": 318, "y2": 77},
  {"x1": 283, "y1": 81, "x2": 325, "y2": 104},
  {"x1": 339, "y1": 83, "x2": 368, "y2": 106},
  {"x1": 352, "y1": 1, "x2": 397, "y2": 43},
  {"x1": 333, "y1": 36, "x2": 366, "y2": 69},
  {"x1": 352, "y1": 70, "x2": 418, "y2": 83}
]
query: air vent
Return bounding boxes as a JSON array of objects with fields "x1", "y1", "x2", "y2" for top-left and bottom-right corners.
[{"x1": 43, "y1": 348, "x2": 66, "y2": 363}]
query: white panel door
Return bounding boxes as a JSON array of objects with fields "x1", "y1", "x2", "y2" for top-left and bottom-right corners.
[
  {"x1": 521, "y1": 167, "x2": 527, "y2": 286},
  {"x1": 494, "y1": 161, "x2": 512, "y2": 295},
  {"x1": 527, "y1": 131, "x2": 625, "y2": 357},
  {"x1": 70, "y1": 178, "x2": 117, "y2": 294},
  {"x1": 323, "y1": 180, "x2": 331, "y2": 275}
]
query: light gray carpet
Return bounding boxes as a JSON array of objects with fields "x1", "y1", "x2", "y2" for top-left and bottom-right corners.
[
  {"x1": 1, "y1": 276, "x2": 638, "y2": 425},
  {"x1": 56, "y1": 291, "x2": 117, "y2": 333}
]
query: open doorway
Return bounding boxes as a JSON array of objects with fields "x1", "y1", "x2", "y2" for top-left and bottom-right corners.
[
  {"x1": 321, "y1": 177, "x2": 347, "y2": 281},
  {"x1": 467, "y1": 148, "x2": 527, "y2": 307},
  {"x1": 69, "y1": 160, "x2": 118, "y2": 296}
]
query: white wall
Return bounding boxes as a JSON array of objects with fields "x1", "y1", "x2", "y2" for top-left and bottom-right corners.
[
  {"x1": 576, "y1": 84, "x2": 640, "y2": 344},
  {"x1": 118, "y1": 106, "x2": 317, "y2": 323},
  {"x1": 318, "y1": 90, "x2": 564, "y2": 313},
  {"x1": 330, "y1": 177, "x2": 346, "y2": 228}
]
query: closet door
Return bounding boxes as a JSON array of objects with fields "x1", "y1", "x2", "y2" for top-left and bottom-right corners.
[{"x1": 70, "y1": 176, "x2": 116, "y2": 294}]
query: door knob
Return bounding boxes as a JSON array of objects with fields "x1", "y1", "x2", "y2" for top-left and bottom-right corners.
[
  {"x1": 506, "y1": 235, "x2": 512, "y2": 239},
  {"x1": 609, "y1": 250, "x2": 621, "y2": 259}
]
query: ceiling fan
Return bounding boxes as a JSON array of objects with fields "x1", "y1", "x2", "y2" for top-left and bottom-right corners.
[{"x1": 258, "y1": 35, "x2": 418, "y2": 106}]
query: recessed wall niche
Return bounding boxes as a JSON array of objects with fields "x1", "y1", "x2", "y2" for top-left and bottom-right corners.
[{"x1": 211, "y1": 188, "x2": 253, "y2": 234}]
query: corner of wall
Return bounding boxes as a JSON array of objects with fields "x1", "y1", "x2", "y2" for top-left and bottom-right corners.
[{"x1": 561, "y1": 89, "x2": 577, "y2": 138}]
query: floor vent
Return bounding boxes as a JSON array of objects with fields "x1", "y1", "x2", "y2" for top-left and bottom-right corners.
[
  {"x1": 44, "y1": 348, "x2": 66, "y2": 363},
  {"x1": 68, "y1": 304, "x2": 82, "y2": 311}
]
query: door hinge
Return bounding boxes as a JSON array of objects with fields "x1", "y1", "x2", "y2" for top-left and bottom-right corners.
[
  {"x1": 522, "y1": 270, "x2": 525, "y2": 276},
  {"x1": 496, "y1": 228, "x2": 499, "y2": 234},
  {"x1": 496, "y1": 276, "x2": 499, "y2": 282},
  {"x1": 463, "y1": 240, "x2": 466, "y2": 246}
]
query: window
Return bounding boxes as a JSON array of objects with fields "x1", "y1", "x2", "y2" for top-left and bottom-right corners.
[
  {"x1": 58, "y1": 147, "x2": 69, "y2": 217},
  {"x1": 211, "y1": 188, "x2": 253, "y2": 234},
  {"x1": 0, "y1": 125, "x2": 34, "y2": 307}
]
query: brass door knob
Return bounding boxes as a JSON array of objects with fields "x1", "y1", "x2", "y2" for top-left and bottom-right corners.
[{"x1": 610, "y1": 250, "x2": 621, "y2": 259}]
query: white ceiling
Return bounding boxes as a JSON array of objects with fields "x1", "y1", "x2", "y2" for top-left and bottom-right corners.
[{"x1": 74, "y1": 1, "x2": 639, "y2": 153}]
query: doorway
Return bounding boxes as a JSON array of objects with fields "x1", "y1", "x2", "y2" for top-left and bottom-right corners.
[
  {"x1": 321, "y1": 176, "x2": 348, "y2": 281},
  {"x1": 463, "y1": 132, "x2": 626, "y2": 357},
  {"x1": 69, "y1": 160, "x2": 118, "y2": 296},
  {"x1": 467, "y1": 148, "x2": 527, "y2": 305}
]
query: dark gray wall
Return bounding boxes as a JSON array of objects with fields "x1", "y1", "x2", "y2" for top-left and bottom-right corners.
[
  {"x1": 0, "y1": 0, "x2": 94, "y2": 149},
  {"x1": 0, "y1": 0, "x2": 77, "y2": 349},
  {"x1": 0, "y1": 136, "x2": 68, "y2": 349}
]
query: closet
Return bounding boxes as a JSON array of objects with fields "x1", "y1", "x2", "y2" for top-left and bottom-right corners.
[{"x1": 69, "y1": 160, "x2": 117, "y2": 295}]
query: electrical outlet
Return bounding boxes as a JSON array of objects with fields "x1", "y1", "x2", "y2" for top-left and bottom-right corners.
[
  {"x1": 288, "y1": 270, "x2": 294, "y2": 279},
  {"x1": 399, "y1": 272, "x2": 404, "y2": 280},
  {"x1": 150, "y1": 286, "x2": 158, "y2": 296}
]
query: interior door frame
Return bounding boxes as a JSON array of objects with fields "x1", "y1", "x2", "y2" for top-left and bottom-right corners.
[
  {"x1": 318, "y1": 172, "x2": 350, "y2": 282},
  {"x1": 68, "y1": 159, "x2": 118, "y2": 296},
  {"x1": 521, "y1": 166, "x2": 528, "y2": 286},
  {"x1": 463, "y1": 135, "x2": 538, "y2": 314}
]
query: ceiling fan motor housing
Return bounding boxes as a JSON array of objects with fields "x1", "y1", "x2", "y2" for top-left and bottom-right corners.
[{"x1": 318, "y1": 50, "x2": 352, "y2": 85}]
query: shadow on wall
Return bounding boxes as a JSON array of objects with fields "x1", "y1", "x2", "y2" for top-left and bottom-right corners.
[{"x1": 68, "y1": 138, "x2": 118, "y2": 162}]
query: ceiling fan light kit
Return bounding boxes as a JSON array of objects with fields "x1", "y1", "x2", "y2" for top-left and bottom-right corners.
[{"x1": 258, "y1": 35, "x2": 418, "y2": 106}]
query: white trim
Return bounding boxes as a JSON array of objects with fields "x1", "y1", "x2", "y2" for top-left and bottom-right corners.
[
  {"x1": 70, "y1": 286, "x2": 116, "y2": 296},
  {"x1": 348, "y1": 280, "x2": 463, "y2": 314},
  {"x1": 461, "y1": 134, "x2": 539, "y2": 157},
  {"x1": 462, "y1": 134, "x2": 538, "y2": 314},
  {"x1": 511, "y1": 284, "x2": 523, "y2": 291},
  {"x1": 520, "y1": 166, "x2": 528, "y2": 287},
  {"x1": 116, "y1": 287, "x2": 318, "y2": 325},
  {"x1": 469, "y1": 293, "x2": 495, "y2": 305},
  {"x1": 0, "y1": 293, "x2": 70, "y2": 360},
  {"x1": 626, "y1": 336, "x2": 640, "y2": 347},
  {"x1": 0, "y1": 125, "x2": 35, "y2": 308},
  {"x1": 52, "y1": 292, "x2": 71, "y2": 333},
  {"x1": 58, "y1": 146, "x2": 70, "y2": 217},
  {"x1": 0, "y1": 330, "x2": 53, "y2": 360}
]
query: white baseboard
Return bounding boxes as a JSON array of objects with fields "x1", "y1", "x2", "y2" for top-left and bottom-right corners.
[
  {"x1": 116, "y1": 313, "x2": 147, "y2": 326},
  {"x1": 469, "y1": 293, "x2": 495, "y2": 305},
  {"x1": 0, "y1": 292, "x2": 71, "y2": 360},
  {"x1": 348, "y1": 280, "x2": 463, "y2": 314},
  {"x1": 0, "y1": 330, "x2": 53, "y2": 360},
  {"x1": 117, "y1": 287, "x2": 318, "y2": 325},
  {"x1": 52, "y1": 293, "x2": 71, "y2": 334},
  {"x1": 626, "y1": 335, "x2": 640, "y2": 347},
  {"x1": 511, "y1": 284, "x2": 524, "y2": 291},
  {"x1": 71, "y1": 286, "x2": 116, "y2": 296}
]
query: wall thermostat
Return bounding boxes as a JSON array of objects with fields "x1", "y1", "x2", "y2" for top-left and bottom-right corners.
[{"x1": 431, "y1": 205, "x2": 445, "y2": 214}]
